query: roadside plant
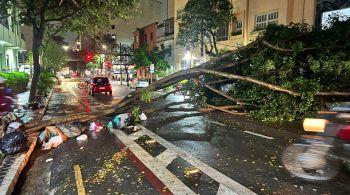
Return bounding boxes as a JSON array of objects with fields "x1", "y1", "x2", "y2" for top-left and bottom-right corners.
[
  {"x1": 131, "y1": 106, "x2": 141, "y2": 122},
  {"x1": 140, "y1": 89, "x2": 152, "y2": 103}
]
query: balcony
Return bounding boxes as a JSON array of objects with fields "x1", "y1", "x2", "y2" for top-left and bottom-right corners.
[{"x1": 0, "y1": 23, "x2": 26, "y2": 50}]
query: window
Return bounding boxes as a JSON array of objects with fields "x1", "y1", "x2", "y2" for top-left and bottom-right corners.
[
  {"x1": 255, "y1": 10, "x2": 278, "y2": 31},
  {"x1": 232, "y1": 20, "x2": 243, "y2": 36},
  {"x1": 111, "y1": 25, "x2": 115, "y2": 29},
  {"x1": 164, "y1": 18, "x2": 174, "y2": 35},
  {"x1": 135, "y1": 35, "x2": 139, "y2": 43},
  {"x1": 177, "y1": 9, "x2": 184, "y2": 19},
  {"x1": 145, "y1": 34, "x2": 148, "y2": 42},
  {"x1": 151, "y1": 32, "x2": 154, "y2": 41},
  {"x1": 217, "y1": 22, "x2": 229, "y2": 41}
]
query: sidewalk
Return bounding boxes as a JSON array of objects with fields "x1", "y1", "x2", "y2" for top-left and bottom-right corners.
[{"x1": 0, "y1": 86, "x2": 54, "y2": 195}]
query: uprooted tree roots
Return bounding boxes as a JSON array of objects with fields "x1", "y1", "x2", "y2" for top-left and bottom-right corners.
[{"x1": 22, "y1": 21, "x2": 350, "y2": 134}]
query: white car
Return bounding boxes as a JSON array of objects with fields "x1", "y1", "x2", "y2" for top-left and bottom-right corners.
[{"x1": 136, "y1": 80, "x2": 149, "y2": 89}]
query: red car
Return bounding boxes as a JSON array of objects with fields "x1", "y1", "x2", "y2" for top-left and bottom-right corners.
[{"x1": 88, "y1": 77, "x2": 112, "y2": 95}]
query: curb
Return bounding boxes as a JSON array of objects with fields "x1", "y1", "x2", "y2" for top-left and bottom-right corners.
[
  {"x1": 112, "y1": 125, "x2": 256, "y2": 195},
  {"x1": 0, "y1": 85, "x2": 55, "y2": 195}
]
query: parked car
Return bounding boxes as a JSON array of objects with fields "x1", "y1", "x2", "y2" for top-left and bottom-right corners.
[
  {"x1": 136, "y1": 80, "x2": 149, "y2": 89},
  {"x1": 88, "y1": 77, "x2": 112, "y2": 95}
]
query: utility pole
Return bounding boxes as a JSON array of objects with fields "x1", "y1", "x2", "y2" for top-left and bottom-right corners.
[{"x1": 120, "y1": 43, "x2": 122, "y2": 86}]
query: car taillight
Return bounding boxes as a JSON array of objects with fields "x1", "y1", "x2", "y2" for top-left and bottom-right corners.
[{"x1": 337, "y1": 125, "x2": 350, "y2": 141}]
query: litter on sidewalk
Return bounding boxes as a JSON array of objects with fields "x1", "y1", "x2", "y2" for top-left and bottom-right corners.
[
  {"x1": 0, "y1": 131, "x2": 28, "y2": 155},
  {"x1": 56, "y1": 122, "x2": 83, "y2": 138},
  {"x1": 38, "y1": 126, "x2": 67, "y2": 150},
  {"x1": 108, "y1": 113, "x2": 133, "y2": 129},
  {"x1": 140, "y1": 113, "x2": 147, "y2": 121},
  {"x1": 89, "y1": 122, "x2": 103, "y2": 132},
  {"x1": 76, "y1": 134, "x2": 88, "y2": 141}
]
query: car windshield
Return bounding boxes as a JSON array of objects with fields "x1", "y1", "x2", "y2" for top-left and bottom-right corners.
[{"x1": 93, "y1": 78, "x2": 109, "y2": 86}]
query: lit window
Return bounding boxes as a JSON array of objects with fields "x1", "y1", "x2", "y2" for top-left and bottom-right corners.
[{"x1": 255, "y1": 10, "x2": 278, "y2": 31}]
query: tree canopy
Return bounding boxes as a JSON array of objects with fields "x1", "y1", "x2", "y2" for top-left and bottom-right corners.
[
  {"x1": 177, "y1": 0, "x2": 233, "y2": 55},
  {"x1": 1, "y1": 0, "x2": 139, "y2": 102}
]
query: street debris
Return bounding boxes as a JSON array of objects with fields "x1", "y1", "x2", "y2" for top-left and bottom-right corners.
[
  {"x1": 140, "y1": 113, "x2": 147, "y2": 121},
  {"x1": 0, "y1": 131, "x2": 28, "y2": 155},
  {"x1": 90, "y1": 149, "x2": 128, "y2": 183},
  {"x1": 56, "y1": 122, "x2": 83, "y2": 138},
  {"x1": 42, "y1": 136, "x2": 64, "y2": 150},
  {"x1": 45, "y1": 158, "x2": 53, "y2": 162},
  {"x1": 76, "y1": 134, "x2": 88, "y2": 141},
  {"x1": 89, "y1": 122, "x2": 103, "y2": 132},
  {"x1": 39, "y1": 126, "x2": 67, "y2": 150},
  {"x1": 108, "y1": 113, "x2": 133, "y2": 129},
  {"x1": 6, "y1": 121, "x2": 22, "y2": 133}
]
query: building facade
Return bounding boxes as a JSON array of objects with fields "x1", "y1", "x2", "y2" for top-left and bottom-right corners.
[
  {"x1": 156, "y1": 0, "x2": 175, "y2": 70},
  {"x1": 173, "y1": 0, "x2": 317, "y2": 71},
  {"x1": 0, "y1": 7, "x2": 26, "y2": 72},
  {"x1": 133, "y1": 22, "x2": 158, "y2": 79}
]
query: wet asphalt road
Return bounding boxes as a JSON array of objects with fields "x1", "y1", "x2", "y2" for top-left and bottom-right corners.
[
  {"x1": 15, "y1": 80, "x2": 158, "y2": 195},
  {"x1": 16, "y1": 79, "x2": 350, "y2": 194},
  {"x1": 141, "y1": 95, "x2": 350, "y2": 194}
]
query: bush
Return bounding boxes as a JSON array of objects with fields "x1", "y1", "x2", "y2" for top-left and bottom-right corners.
[
  {"x1": 37, "y1": 71, "x2": 56, "y2": 95},
  {"x1": 0, "y1": 72, "x2": 29, "y2": 94}
]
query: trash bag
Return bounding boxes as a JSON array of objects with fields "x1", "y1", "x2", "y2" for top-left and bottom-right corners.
[
  {"x1": 0, "y1": 131, "x2": 28, "y2": 155},
  {"x1": 76, "y1": 134, "x2": 88, "y2": 141},
  {"x1": 140, "y1": 113, "x2": 147, "y2": 121},
  {"x1": 42, "y1": 136, "x2": 63, "y2": 150},
  {"x1": 56, "y1": 123, "x2": 83, "y2": 138},
  {"x1": 89, "y1": 122, "x2": 103, "y2": 132},
  {"x1": 6, "y1": 122, "x2": 22, "y2": 134},
  {"x1": 108, "y1": 113, "x2": 133, "y2": 129},
  {"x1": 38, "y1": 126, "x2": 67, "y2": 145}
]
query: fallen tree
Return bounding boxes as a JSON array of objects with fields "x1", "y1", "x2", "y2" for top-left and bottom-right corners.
[{"x1": 22, "y1": 19, "x2": 350, "y2": 133}]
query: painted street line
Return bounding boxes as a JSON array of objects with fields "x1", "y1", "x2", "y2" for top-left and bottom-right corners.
[
  {"x1": 207, "y1": 120, "x2": 227, "y2": 127},
  {"x1": 243, "y1": 131, "x2": 274, "y2": 140},
  {"x1": 138, "y1": 125, "x2": 256, "y2": 195},
  {"x1": 129, "y1": 130, "x2": 146, "y2": 141},
  {"x1": 74, "y1": 165, "x2": 86, "y2": 195},
  {"x1": 156, "y1": 149, "x2": 178, "y2": 166},
  {"x1": 113, "y1": 129, "x2": 196, "y2": 195}
]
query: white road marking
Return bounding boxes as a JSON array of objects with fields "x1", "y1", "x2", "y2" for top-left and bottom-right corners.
[
  {"x1": 207, "y1": 120, "x2": 227, "y2": 127},
  {"x1": 243, "y1": 131, "x2": 274, "y2": 140},
  {"x1": 129, "y1": 130, "x2": 146, "y2": 140},
  {"x1": 156, "y1": 149, "x2": 178, "y2": 166},
  {"x1": 138, "y1": 125, "x2": 256, "y2": 195},
  {"x1": 113, "y1": 129, "x2": 196, "y2": 195},
  {"x1": 217, "y1": 184, "x2": 239, "y2": 195}
]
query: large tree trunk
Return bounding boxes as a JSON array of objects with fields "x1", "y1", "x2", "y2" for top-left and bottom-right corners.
[{"x1": 29, "y1": 31, "x2": 44, "y2": 103}]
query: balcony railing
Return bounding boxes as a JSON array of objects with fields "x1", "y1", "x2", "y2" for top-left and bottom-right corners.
[{"x1": 0, "y1": 23, "x2": 26, "y2": 50}]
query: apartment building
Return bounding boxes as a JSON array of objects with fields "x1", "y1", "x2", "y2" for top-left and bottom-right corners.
[
  {"x1": 133, "y1": 22, "x2": 158, "y2": 79},
  {"x1": 173, "y1": 0, "x2": 317, "y2": 71},
  {"x1": 0, "y1": 7, "x2": 26, "y2": 72},
  {"x1": 156, "y1": 0, "x2": 175, "y2": 70}
]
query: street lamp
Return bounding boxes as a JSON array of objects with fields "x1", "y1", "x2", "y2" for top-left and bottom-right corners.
[{"x1": 62, "y1": 45, "x2": 69, "y2": 51}]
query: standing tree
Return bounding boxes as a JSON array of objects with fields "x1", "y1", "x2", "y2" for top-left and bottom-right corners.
[
  {"x1": 177, "y1": 0, "x2": 234, "y2": 55},
  {"x1": 132, "y1": 43, "x2": 170, "y2": 79},
  {"x1": 0, "y1": 0, "x2": 138, "y2": 103}
]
